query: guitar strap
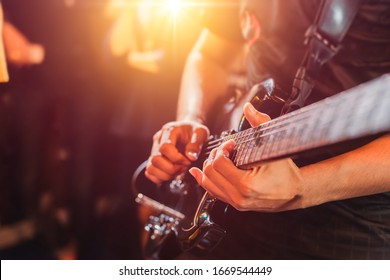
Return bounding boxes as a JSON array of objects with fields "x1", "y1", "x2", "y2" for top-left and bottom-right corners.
[{"x1": 282, "y1": 0, "x2": 363, "y2": 114}]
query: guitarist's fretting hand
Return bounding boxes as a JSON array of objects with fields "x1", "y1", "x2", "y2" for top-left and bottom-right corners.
[
  {"x1": 145, "y1": 120, "x2": 209, "y2": 184},
  {"x1": 189, "y1": 102, "x2": 304, "y2": 212}
]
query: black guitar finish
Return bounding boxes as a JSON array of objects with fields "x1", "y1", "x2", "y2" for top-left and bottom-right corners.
[
  {"x1": 133, "y1": 78, "x2": 287, "y2": 259},
  {"x1": 133, "y1": 75, "x2": 390, "y2": 259}
]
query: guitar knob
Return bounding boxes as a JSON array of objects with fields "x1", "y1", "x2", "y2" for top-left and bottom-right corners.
[{"x1": 169, "y1": 174, "x2": 188, "y2": 194}]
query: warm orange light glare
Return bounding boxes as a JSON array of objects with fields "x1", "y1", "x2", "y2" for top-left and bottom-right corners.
[{"x1": 166, "y1": 0, "x2": 183, "y2": 17}]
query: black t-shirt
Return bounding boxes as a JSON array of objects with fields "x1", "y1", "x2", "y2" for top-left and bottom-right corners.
[
  {"x1": 201, "y1": 0, "x2": 390, "y2": 259},
  {"x1": 204, "y1": 0, "x2": 390, "y2": 99}
]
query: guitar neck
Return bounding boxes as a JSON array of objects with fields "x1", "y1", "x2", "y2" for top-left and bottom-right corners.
[{"x1": 223, "y1": 75, "x2": 390, "y2": 169}]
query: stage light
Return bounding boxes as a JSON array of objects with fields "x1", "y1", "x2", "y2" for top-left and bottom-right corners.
[{"x1": 165, "y1": 0, "x2": 183, "y2": 17}]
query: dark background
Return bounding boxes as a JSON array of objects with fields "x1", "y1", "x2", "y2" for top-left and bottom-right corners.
[{"x1": 0, "y1": 0, "x2": 201, "y2": 259}]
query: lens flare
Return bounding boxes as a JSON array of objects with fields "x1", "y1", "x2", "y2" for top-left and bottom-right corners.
[{"x1": 166, "y1": 0, "x2": 183, "y2": 17}]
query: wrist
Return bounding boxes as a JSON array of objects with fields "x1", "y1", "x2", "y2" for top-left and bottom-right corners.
[{"x1": 176, "y1": 113, "x2": 207, "y2": 125}]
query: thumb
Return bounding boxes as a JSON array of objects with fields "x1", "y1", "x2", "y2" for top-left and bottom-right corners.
[
  {"x1": 189, "y1": 167, "x2": 203, "y2": 185},
  {"x1": 243, "y1": 102, "x2": 271, "y2": 127}
]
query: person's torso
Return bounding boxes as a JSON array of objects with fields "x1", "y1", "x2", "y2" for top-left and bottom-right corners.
[{"x1": 241, "y1": 0, "x2": 390, "y2": 101}]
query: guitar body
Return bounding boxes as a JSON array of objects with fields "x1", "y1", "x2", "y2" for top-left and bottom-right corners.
[
  {"x1": 133, "y1": 79, "x2": 288, "y2": 259},
  {"x1": 133, "y1": 75, "x2": 390, "y2": 259}
]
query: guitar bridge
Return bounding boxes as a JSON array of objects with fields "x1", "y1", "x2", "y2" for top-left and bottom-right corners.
[
  {"x1": 145, "y1": 213, "x2": 180, "y2": 240},
  {"x1": 143, "y1": 213, "x2": 182, "y2": 259}
]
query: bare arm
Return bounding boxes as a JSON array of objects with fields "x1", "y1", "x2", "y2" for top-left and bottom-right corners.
[
  {"x1": 145, "y1": 29, "x2": 244, "y2": 184},
  {"x1": 299, "y1": 133, "x2": 390, "y2": 208},
  {"x1": 190, "y1": 102, "x2": 390, "y2": 212},
  {"x1": 177, "y1": 29, "x2": 244, "y2": 123}
]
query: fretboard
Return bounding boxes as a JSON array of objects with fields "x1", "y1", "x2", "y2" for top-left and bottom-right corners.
[{"x1": 222, "y1": 74, "x2": 390, "y2": 168}]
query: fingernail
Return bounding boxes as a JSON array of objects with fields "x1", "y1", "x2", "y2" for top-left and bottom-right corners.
[
  {"x1": 189, "y1": 168, "x2": 200, "y2": 182},
  {"x1": 187, "y1": 151, "x2": 199, "y2": 160},
  {"x1": 189, "y1": 168, "x2": 196, "y2": 178}
]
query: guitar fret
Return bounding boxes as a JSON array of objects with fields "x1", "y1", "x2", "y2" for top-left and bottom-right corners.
[
  {"x1": 247, "y1": 132, "x2": 256, "y2": 165},
  {"x1": 227, "y1": 74, "x2": 390, "y2": 169},
  {"x1": 298, "y1": 113, "x2": 318, "y2": 151},
  {"x1": 314, "y1": 102, "x2": 335, "y2": 146},
  {"x1": 246, "y1": 129, "x2": 255, "y2": 164},
  {"x1": 232, "y1": 133, "x2": 243, "y2": 166},
  {"x1": 250, "y1": 127, "x2": 265, "y2": 165},
  {"x1": 235, "y1": 134, "x2": 243, "y2": 166},
  {"x1": 252, "y1": 145, "x2": 264, "y2": 165},
  {"x1": 275, "y1": 129, "x2": 288, "y2": 157},
  {"x1": 263, "y1": 134, "x2": 273, "y2": 159},
  {"x1": 238, "y1": 130, "x2": 249, "y2": 166},
  {"x1": 278, "y1": 126, "x2": 294, "y2": 157},
  {"x1": 269, "y1": 128, "x2": 280, "y2": 158}
]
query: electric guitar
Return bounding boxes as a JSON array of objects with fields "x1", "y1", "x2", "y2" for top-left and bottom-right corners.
[{"x1": 132, "y1": 75, "x2": 390, "y2": 259}]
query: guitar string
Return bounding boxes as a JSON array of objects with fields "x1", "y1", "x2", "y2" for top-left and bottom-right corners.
[
  {"x1": 204, "y1": 110, "x2": 316, "y2": 152},
  {"x1": 192, "y1": 78, "x2": 386, "y2": 164},
  {"x1": 204, "y1": 77, "x2": 380, "y2": 148},
  {"x1": 203, "y1": 94, "x2": 374, "y2": 164},
  {"x1": 201, "y1": 105, "x2": 340, "y2": 166},
  {"x1": 205, "y1": 101, "x2": 322, "y2": 147},
  {"x1": 228, "y1": 94, "x2": 371, "y2": 150},
  {"x1": 202, "y1": 104, "x2": 377, "y2": 166}
]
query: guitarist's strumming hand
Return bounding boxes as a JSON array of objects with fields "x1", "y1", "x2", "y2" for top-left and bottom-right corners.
[
  {"x1": 189, "y1": 103, "x2": 304, "y2": 212},
  {"x1": 145, "y1": 120, "x2": 210, "y2": 184}
]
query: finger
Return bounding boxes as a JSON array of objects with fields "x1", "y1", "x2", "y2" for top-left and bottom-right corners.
[
  {"x1": 212, "y1": 139, "x2": 237, "y2": 170},
  {"x1": 151, "y1": 130, "x2": 163, "y2": 155},
  {"x1": 203, "y1": 147, "x2": 218, "y2": 169},
  {"x1": 159, "y1": 143, "x2": 191, "y2": 165},
  {"x1": 149, "y1": 155, "x2": 186, "y2": 177},
  {"x1": 243, "y1": 102, "x2": 271, "y2": 128},
  {"x1": 145, "y1": 164, "x2": 174, "y2": 183},
  {"x1": 188, "y1": 167, "x2": 202, "y2": 184},
  {"x1": 144, "y1": 170, "x2": 163, "y2": 184},
  {"x1": 202, "y1": 140, "x2": 237, "y2": 183},
  {"x1": 211, "y1": 140, "x2": 249, "y2": 190},
  {"x1": 185, "y1": 126, "x2": 209, "y2": 160},
  {"x1": 159, "y1": 126, "x2": 192, "y2": 165},
  {"x1": 160, "y1": 125, "x2": 175, "y2": 144},
  {"x1": 204, "y1": 160, "x2": 243, "y2": 202},
  {"x1": 194, "y1": 140, "x2": 243, "y2": 203},
  {"x1": 216, "y1": 139, "x2": 235, "y2": 158},
  {"x1": 189, "y1": 167, "x2": 230, "y2": 202},
  {"x1": 190, "y1": 167, "x2": 270, "y2": 211}
]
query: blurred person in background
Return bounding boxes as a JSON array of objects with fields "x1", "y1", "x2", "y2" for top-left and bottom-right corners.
[
  {"x1": 0, "y1": 2, "x2": 56, "y2": 260},
  {"x1": 1, "y1": 0, "x2": 202, "y2": 260},
  {"x1": 0, "y1": 0, "x2": 142, "y2": 259}
]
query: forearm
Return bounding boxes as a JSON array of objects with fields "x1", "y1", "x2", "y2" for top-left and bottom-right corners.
[
  {"x1": 176, "y1": 29, "x2": 244, "y2": 124},
  {"x1": 176, "y1": 50, "x2": 228, "y2": 124},
  {"x1": 300, "y1": 133, "x2": 390, "y2": 208}
]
